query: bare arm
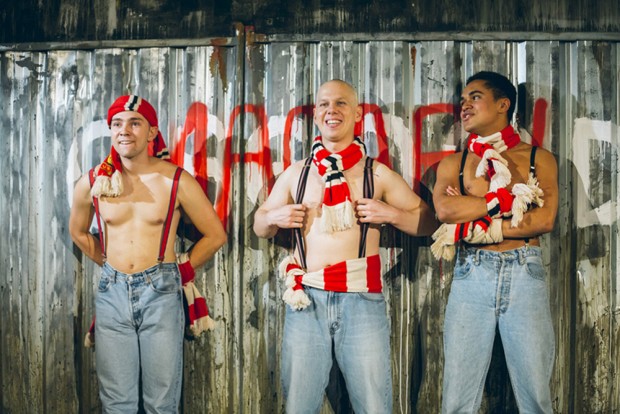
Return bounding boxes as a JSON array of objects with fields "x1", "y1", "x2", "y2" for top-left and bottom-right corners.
[
  {"x1": 69, "y1": 174, "x2": 105, "y2": 266},
  {"x1": 356, "y1": 163, "x2": 438, "y2": 236},
  {"x1": 177, "y1": 171, "x2": 227, "y2": 269},
  {"x1": 433, "y1": 153, "x2": 488, "y2": 223},
  {"x1": 253, "y1": 162, "x2": 306, "y2": 239},
  {"x1": 503, "y1": 148, "x2": 558, "y2": 238}
]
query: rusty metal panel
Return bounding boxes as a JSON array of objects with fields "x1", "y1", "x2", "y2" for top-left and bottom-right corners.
[{"x1": 1, "y1": 36, "x2": 620, "y2": 413}]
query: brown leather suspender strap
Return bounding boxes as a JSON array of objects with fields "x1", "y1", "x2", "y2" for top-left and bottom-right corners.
[
  {"x1": 88, "y1": 169, "x2": 107, "y2": 261},
  {"x1": 158, "y1": 167, "x2": 183, "y2": 262}
]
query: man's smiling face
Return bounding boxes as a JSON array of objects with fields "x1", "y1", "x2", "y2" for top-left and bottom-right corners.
[{"x1": 313, "y1": 80, "x2": 363, "y2": 149}]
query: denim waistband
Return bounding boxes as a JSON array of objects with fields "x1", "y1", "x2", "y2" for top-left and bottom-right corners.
[
  {"x1": 458, "y1": 245, "x2": 542, "y2": 265},
  {"x1": 102, "y1": 261, "x2": 178, "y2": 282}
]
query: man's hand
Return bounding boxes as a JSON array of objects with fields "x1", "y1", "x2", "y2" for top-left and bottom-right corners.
[
  {"x1": 355, "y1": 198, "x2": 395, "y2": 225},
  {"x1": 266, "y1": 204, "x2": 307, "y2": 229}
]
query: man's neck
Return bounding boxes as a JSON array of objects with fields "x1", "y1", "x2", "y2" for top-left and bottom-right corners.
[
  {"x1": 121, "y1": 154, "x2": 155, "y2": 176},
  {"x1": 469, "y1": 121, "x2": 510, "y2": 137},
  {"x1": 321, "y1": 136, "x2": 355, "y2": 153}
]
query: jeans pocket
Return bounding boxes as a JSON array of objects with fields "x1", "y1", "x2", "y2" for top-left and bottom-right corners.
[
  {"x1": 525, "y1": 257, "x2": 546, "y2": 281},
  {"x1": 453, "y1": 255, "x2": 474, "y2": 280},
  {"x1": 356, "y1": 292, "x2": 385, "y2": 302},
  {"x1": 97, "y1": 275, "x2": 112, "y2": 292},
  {"x1": 149, "y1": 271, "x2": 181, "y2": 294}
]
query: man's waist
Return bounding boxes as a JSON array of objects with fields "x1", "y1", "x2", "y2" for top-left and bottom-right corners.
[
  {"x1": 102, "y1": 261, "x2": 178, "y2": 278},
  {"x1": 464, "y1": 236, "x2": 540, "y2": 252}
]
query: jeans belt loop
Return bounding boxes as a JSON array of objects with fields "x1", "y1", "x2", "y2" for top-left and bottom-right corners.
[
  {"x1": 474, "y1": 248, "x2": 481, "y2": 265},
  {"x1": 518, "y1": 247, "x2": 525, "y2": 265}
]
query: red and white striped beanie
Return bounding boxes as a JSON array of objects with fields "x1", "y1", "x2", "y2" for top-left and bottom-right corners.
[{"x1": 91, "y1": 95, "x2": 170, "y2": 198}]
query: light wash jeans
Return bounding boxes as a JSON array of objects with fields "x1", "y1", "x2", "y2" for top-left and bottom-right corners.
[
  {"x1": 95, "y1": 262, "x2": 185, "y2": 414},
  {"x1": 442, "y1": 245, "x2": 555, "y2": 414},
  {"x1": 281, "y1": 286, "x2": 392, "y2": 414}
]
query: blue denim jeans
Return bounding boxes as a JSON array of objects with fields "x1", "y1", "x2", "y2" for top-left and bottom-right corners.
[
  {"x1": 95, "y1": 262, "x2": 185, "y2": 414},
  {"x1": 442, "y1": 245, "x2": 555, "y2": 414},
  {"x1": 281, "y1": 287, "x2": 392, "y2": 414}
]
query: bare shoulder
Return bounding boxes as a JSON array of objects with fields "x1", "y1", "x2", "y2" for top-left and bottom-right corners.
[
  {"x1": 153, "y1": 158, "x2": 183, "y2": 178},
  {"x1": 371, "y1": 159, "x2": 412, "y2": 197},
  {"x1": 73, "y1": 173, "x2": 93, "y2": 201},
  {"x1": 372, "y1": 159, "x2": 401, "y2": 183},
  {"x1": 436, "y1": 151, "x2": 464, "y2": 172},
  {"x1": 513, "y1": 143, "x2": 557, "y2": 171},
  {"x1": 532, "y1": 145, "x2": 557, "y2": 164},
  {"x1": 275, "y1": 158, "x2": 309, "y2": 188},
  {"x1": 70, "y1": 174, "x2": 95, "y2": 218}
]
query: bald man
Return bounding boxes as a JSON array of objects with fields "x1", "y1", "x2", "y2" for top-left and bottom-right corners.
[{"x1": 254, "y1": 80, "x2": 437, "y2": 413}]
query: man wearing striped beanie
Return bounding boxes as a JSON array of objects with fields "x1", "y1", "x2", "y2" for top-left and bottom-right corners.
[
  {"x1": 254, "y1": 80, "x2": 437, "y2": 413},
  {"x1": 69, "y1": 95, "x2": 227, "y2": 412},
  {"x1": 433, "y1": 71, "x2": 558, "y2": 413}
]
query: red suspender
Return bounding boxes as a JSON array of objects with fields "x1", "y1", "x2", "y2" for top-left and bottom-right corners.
[
  {"x1": 158, "y1": 167, "x2": 183, "y2": 262},
  {"x1": 88, "y1": 169, "x2": 107, "y2": 261}
]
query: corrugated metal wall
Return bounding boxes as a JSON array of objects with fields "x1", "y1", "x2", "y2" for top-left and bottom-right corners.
[{"x1": 1, "y1": 30, "x2": 619, "y2": 413}]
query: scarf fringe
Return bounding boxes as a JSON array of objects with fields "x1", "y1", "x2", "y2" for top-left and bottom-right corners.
[
  {"x1": 321, "y1": 199, "x2": 355, "y2": 233},
  {"x1": 188, "y1": 314, "x2": 216, "y2": 337},
  {"x1": 430, "y1": 225, "x2": 457, "y2": 261},
  {"x1": 91, "y1": 170, "x2": 123, "y2": 198},
  {"x1": 279, "y1": 256, "x2": 311, "y2": 310},
  {"x1": 84, "y1": 332, "x2": 95, "y2": 348},
  {"x1": 282, "y1": 289, "x2": 312, "y2": 311},
  {"x1": 431, "y1": 219, "x2": 504, "y2": 261},
  {"x1": 510, "y1": 173, "x2": 545, "y2": 227}
]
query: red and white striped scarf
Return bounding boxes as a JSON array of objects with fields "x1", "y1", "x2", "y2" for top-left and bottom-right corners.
[
  {"x1": 311, "y1": 136, "x2": 366, "y2": 233},
  {"x1": 279, "y1": 255, "x2": 382, "y2": 310},
  {"x1": 466, "y1": 125, "x2": 520, "y2": 192}
]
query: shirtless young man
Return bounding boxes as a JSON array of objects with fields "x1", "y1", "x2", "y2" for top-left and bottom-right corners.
[
  {"x1": 433, "y1": 71, "x2": 558, "y2": 413},
  {"x1": 253, "y1": 79, "x2": 436, "y2": 413},
  {"x1": 69, "y1": 95, "x2": 226, "y2": 413}
]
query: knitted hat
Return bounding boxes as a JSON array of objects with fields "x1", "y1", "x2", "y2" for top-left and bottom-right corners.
[{"x1": 91, "y1": 95, "x2": 170, "y2": 198}]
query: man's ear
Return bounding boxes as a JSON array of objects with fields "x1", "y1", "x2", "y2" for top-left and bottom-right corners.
[
  {"x1": 355, "y1": 104, "x2": 363, "y2": 122},
  {"x1": 148, "y1": 126, "x2": 159, "y2": 141},
  {"x1": 498, "y1": 98, "x2": 510, "y2": 114}
]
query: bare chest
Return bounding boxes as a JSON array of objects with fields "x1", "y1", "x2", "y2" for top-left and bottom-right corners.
[{"x1": 97, "y1": 177, "x2": 175, "y2": 228}]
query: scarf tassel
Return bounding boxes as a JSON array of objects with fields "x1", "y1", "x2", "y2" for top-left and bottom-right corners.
[
  {"x1": 279, "y1": 256, "x2": 311, "y2": 310},
  {"x1": 430, "y1": 225, "x2": 457, "y2": 261},
  {"x1": 321, "y1": 199, "x2": 355, "y2": 234},
  {"x1": 91, "y1": 170, "x2": 123, "y2": 198},
  {"x1": 509, "y1": 173, "x2": 545, "y2": 228}
]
